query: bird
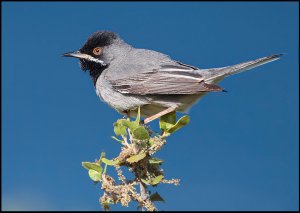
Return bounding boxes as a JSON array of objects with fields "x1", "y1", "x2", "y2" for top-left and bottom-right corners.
[{"x1": 63, "y1": 31, "x2": 282, "y2": 124}]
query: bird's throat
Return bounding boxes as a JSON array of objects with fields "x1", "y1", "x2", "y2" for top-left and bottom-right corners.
[{"x1": 90, "y1": 65, "x2": 107, "y2": 85}]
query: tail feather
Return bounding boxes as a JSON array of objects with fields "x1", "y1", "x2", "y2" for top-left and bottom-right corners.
[{"x1": 203, "y1": 54, "x2": 283, "y2": 84}]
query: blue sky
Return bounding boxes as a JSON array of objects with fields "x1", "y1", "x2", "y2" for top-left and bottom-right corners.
[{"x1": 2, "y1": 2, "x2": 298, "y2": 211}]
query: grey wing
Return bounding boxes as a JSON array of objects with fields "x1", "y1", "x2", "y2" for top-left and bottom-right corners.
[{"x1": 110, "y1": 61, "x2": 223, "y2": 95}]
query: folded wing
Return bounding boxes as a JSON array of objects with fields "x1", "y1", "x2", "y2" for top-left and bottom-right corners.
[{"x1": 110, "y1": 62, "x2": 223, "y2": 95}]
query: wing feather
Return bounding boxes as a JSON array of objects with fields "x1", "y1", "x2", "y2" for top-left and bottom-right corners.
[{"x1": 111, "y1": 62, "x2": 223, "y2": 95}]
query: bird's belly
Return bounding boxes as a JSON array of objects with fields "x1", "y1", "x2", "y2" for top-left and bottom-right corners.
[
  {"x1": 96, "y1": 74, "x2": 209, "y2": 118},
  {"x1": 129, "y1": 93, "x2": 209, "y2": 118}
]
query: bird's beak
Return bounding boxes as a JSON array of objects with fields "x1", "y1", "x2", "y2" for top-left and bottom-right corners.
[
  {"x1": 62, "y1": 50, "x2": 107, "y2": 66},
  {"x1": 63, "y1": 50, "x2": 87, "y2": 59}
]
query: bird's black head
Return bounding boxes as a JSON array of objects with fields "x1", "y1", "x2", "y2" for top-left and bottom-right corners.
[
  {"x1": 80, "y1": 31, "x2": 118, "y2": 55},
  {"x1": 63, "y1": 31, "x2": 120, "y2": 84}
]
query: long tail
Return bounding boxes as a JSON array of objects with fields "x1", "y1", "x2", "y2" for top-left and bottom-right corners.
[{"x1": 202, "y1": 54, "x2": 283, "y2": 84}]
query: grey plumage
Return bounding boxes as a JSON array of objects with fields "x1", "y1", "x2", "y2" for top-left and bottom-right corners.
[{"x1": 63, "y1": 31, "x2": 282, "y2": 119}]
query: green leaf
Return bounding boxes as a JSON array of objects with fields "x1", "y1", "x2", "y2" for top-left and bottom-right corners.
[
  {"x1": 116, "y1": 118, "x2": 127, "y2": 125},
  {"x1": 141, "y1": 178, "x2": 150, "y2": 185},
  {"x1": 167, "y1": 115, "x2": 190, "y2": 134},
  {"x1": 113, "y1": 125, "x2": 127, "y2": 136},
  {"x1": 159, "y1": 111, "x2": 176, "y2": 132},
  {"x1": 150, "y1": 175, "x2": 164, "y2": 185},
  {"x1": 150, "y1": 192, "x2": 165, "y2": 202},
  {"x1": 132, "y1": 126, "x2": 150, "y2": 140},
  {"x1": 101, "y1": 158, "x2": 119, "y2": 166},
  {"x1": 126, "y1": 152, "x2": 146, "y2": 163},
  {"x1": 121, "y1": 119, "x2": 139, "y2": 132},
  {"x1": 142, "y1": 176, "x2": 164, "y2": 186},
  {"x1": 82, "y1": 162, "x2": 102, "y2": 173},
  {"x1": 149, "y1": 158, "x2": 164, "y2": 164},
  {"x1": 88, "y1": 169, "x2": 101, "y2": 182},
  {"x1": 129, "y1": 122, "x2": 139, "y2": 131},
  {"x1": 113, "y1": 120, "x2": 127, "y2": 136},
  {"x1": 120, "y1": 119, "x2": 130, "y2": 126},
  {"x1": 111, "y1": 136, "x2": 123, "y2": 144}
]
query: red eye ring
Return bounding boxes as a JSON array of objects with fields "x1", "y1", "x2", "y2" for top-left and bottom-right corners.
[{"x1": 93, "y1": 47, "x2": 102, "y2": 55}]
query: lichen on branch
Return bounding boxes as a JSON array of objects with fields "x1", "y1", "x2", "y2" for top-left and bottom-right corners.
[{"x1": 82, "y1": 107, "x2": 189, "y2": 211}]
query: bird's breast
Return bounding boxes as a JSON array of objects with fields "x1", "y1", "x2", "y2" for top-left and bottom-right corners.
[{"x1": 95, "y1": 72, "x2": 148, "y2": 112}]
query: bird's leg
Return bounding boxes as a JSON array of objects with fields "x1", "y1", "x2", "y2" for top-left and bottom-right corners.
[{"x1": 143, "y1": 107, "x2": 176, "y2": 124}]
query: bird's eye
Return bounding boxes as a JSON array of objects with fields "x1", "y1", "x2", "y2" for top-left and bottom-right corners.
[{"x1": 93, "y1": 47, "x2": 102, "y2": 55}]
